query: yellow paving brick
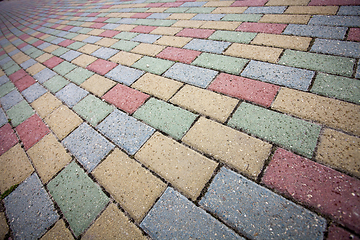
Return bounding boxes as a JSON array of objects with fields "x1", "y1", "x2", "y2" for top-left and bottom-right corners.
[
  {"x1": 26, "y1": 63, "x2": 45, "y2": 76},
  {"x1": 154, "y1": 36, "x2": 192, "y2": 47},
  {"x1": 170, "y1": 85, "x2": 238, "y2": 123},
  {"x1": 28, "y1": 134, "x2": 72, "y2": 184},
  {"x1": 31, "y1": 31, "x2": 40, "y2": 36},
  {"x1": 150, "y1": 26, "x2": 183, "y2": 36},
  {"x1": 266, "y1": 0, "x2": 310, "y2": 5},
  {"x1": 200, "y1": 21, "x2": 241, "y2": 30},
  {"x1": 39, "y1": 34, "x2": 51, "y2": 40},
  {"x1": 95, "y1": 38, "x2": 118, "y2": 47},
  {"x1": 251, "y1": 33, "x2": 311, "y2": 51},
  {"x1": 105, "y1": 13, "x2": 122, "y2": 17},
  {"x1": 114, "y1": 24, "x2": 137, "y2": 31},
  {"x1": 80, "y1": 74, "x2": 116, "y2": 97},
  {"x1": 55, "y1": 25, "x2": 66, "y2": 30},
  {"x1": 172, "y1": 20, "x2": 206, "y2": 28},
  {"x1": 25, "y1": 36, "x2": 35, "y2": 42},
  {"x1": 78, "y1": 44, "x2": 101, "y2": 54},
  {"x1": 88, "y1": 29, "x2": 105, "y2": 36},
  {"x1": 212, "y1": 7, "x2": 247, "y2": 13},
  {"x1": 4, "y1": 45, "x2": 16, "y2": 53},
  {"x1": 224, "y1": 43, "x2": 283, "y2": 63},
  {"x1": 146, "y1": 7, "x2": 168, "y2": 12},
  {"x1": 116, "y1": 13, "x2": 136, "y2": 18},
  {"x1": 31, "y1": 92, "x2": 62, "y2": 118},
  {"x1": 204, "y1": 1, "x2": 234, "y2": 7},
  {"x1": 272, "y1": 88, "x2": 360, "y2": 136},
  {"x1": 285, "y1": 6, "x2": 338, "y2": 15},
  {"x1": 80, "y1": 22, "x2": 94, "y2": 27},
  {"x1": 72, "y1": 34, "x2": 89, "y2": 41},
  {"x1": 71, "y1": 54, "x2": 97, "y2": 68},
  {"x1": 93, "y1": 148, "x2": 166, "y2": 222},
  {"x1": 82, "y1": 203, "x2": 147, "y2": 240},
  {"x1": 12, "y1": 52, "x2": 30, "y2": 64},
  {"x1": 131, "y1": 43, "x2": 165, "y2": 56},
  {"x1": 109, "y1": 51, "x2": 142, "y2": 66},
  {"x1": 43, "y1": 45, "x2": 59, "y2": 53},
  {"x1": 182, "y1": 117, "x2": 272, "y2": 179},
  {"x1": 135, "y1": 132, "x2": 218, "y2": 200},
  {"x1": 316, "y1": 128, "x2": 360, "y2": 178},
  {"x1": 0, "y1": 70, "x2": 4, "y2": 77},
  {"x1": 40, "y1": 220, "x2": 74, "y2": 240},
  {"x1": 0, "y1": 144, "x2": 34, "y2": 193},
  {"x1": 36, "y1": 53, "x2": 53, "y2": 63},
  {"x1": 259, "y1": 14, "x2": 311, "y2": 24},
  {"x1": 167, "y1": 13, "x2": 197, "y2": 20},
  {"x1": 132, "y1": 73, "x2": 183, "y2": 101}
]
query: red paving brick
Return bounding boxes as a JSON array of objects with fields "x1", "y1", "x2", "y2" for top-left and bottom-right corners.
[
  {"x1": 94, "y1": 17, "x2": 109, "y2": 23},
  {"x1": 90, "y1": 22, "x2": 107, "y2": 29},
  {"x1": 176, "y1": 28, "x2": 215, "y2": 39},
  {"x1": 86, "y1": 59, "x2": 117, "y2": 75},
  {"x1": 236, "y1": 22, "x2": 287, "y2": 34},
  {"x1": 262, "y1": 148, "x2": 360, "y2": 234},
  {"x1": 43, "y1": 56, "x2": 64, "y2": 69},
  {"x1": 0, "y1": 51, "x2": 5, "y2": 56},
  {"x1": 309, "y1": 0, "x2": 360, "y2": 5},
  {"x1": 327, "y1": 225, "x2": 360, "y2": 240},
  {"x1": 9, "y1": 69, "x2": 28, "y2": 83},
  {"x1": 145, "y1": 2, "x2": 164, "y2": 7},
  {"x1": 14, "y1": 75, "x2": 36, "y2": 92},
  {"x1": 131, "y1": 13, "x2": 152, "y2": 18},
  {"x1": 156, "y1": 47, "x2": 201, "y2": 64},
  {"x1": 51, "y1": 24, "x2": 61, "y2": 29},
  {"x1": 207, "y1": 73, "x2": 279, "y2": 107},
  {"x1": 58, "y1": 39, "x2": 75, "y2": 47},
  {"x1": 102, "y1": 84, "x2": 150, "y2": 114},
  {"x1": 34, "y1": 32, "x2": 45, "y2": 38},
  {"x1": 18, "y1": 43, "x2": 28, "y2": 49},
  {"x1": 61, "y1": 25, "x2": 73, "y2": 31},
  {"x1": 99, "y1": 30, "x2": 120, "y2": 38},
  {"x1": 87, "y1": 12, "x2": 100, "y2": 17},
  {"x1": 15, "y1": 114, "x2": 50, "y2": 150},
  {"x1": 32, "y1": 40, "x2": 45, "y2": 47},
  {"x1": 347, "y1": 28, "x2": 360, "y2": 42},
  {"x1": 231, "y1": 0, "x2": 268, "y2": 7},
  {"x1": 0, "y1": 124, "x2": 18, "y2": 156},
  {"x1": 131, "y1": 25, "x2": 157, "y2": 33}
]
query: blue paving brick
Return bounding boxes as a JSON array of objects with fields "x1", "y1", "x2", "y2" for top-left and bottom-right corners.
[
  {"x1": 62, "y1": 123, "x2": 114, "y2": 172},
  {"x1": 37, "y1": 42, "x2": 52, "y2": 50},
  {"x1": 131, "y1": 34, "x2": 161, "y2": 43},
  {"x1": 164, "y1": 63, "x2": 218, "y2": 88},
  {"x1": 33, "y1": 68, "x2": 57, "y2": 83},
  {"x1": 55, "y1": 83, "x2": 88, "y2": 107},
  {"x1": 0, "y1": 108, "x2": 7, "y2": 127},
  {"x1": 19, "y1": 59, "x2": 37, "y2": 69},
  {"x1": 60, "y1": 50, "x2": 82, "y2": 61},
  {"x1": 101, "y1": 23, "x2": 120, "y2": 30},
  {"x1": 337, "y1": 6, "x2": 360, "y2": 16},
  {"x1": 310, "y1": 39, "x2": 360, "y2": 58},
  {"x1": 97, "y1": 109, "x2": 155, "y2": 155},
  {"x1": 283, "y1": 24, "x2": 347, "y2": 40},
  {"x1": 308, "y1": 15, "x2": 360, "y2": 27},
  {"x1": 105, "y1": 64, "x2": 144, "y2": 85},
  {"x1": 184, "y1": 39, "x2": 231, "y2": 54},
  {"x1": 200, "y1": 167, "x2": 326, "y2": 240},
  {"x1": 21, "y1": 83, "x2": 47, "y2": 103},
  {"x1": 147, "y1": 13, "x2": 172, "y2": 19},
  {"x1": 69, "y1": 26, "x2": 83, "y2": 32},
  {"x1": 117, "y1": 18, "x2": 137, "y2": 24},
  {"x1": 0, "y1": 90, "x2": 23, "y2": 110},
  {"x1": 191, "y1": 14, "x2": 226, "y2": 21},
  {"x1": 91, "y1": 47, "x2": 119, "y2": 59},
  {"x1": 4, "y1": 173, "x2": 59, "y2": 240},
  {"x1": 241, "y1": 60, "x2": 315, "y2": 91},
  {"x1": 8, "y1": 49, "x2": 20, "y2": 56},
  {"x1": 51, "y1": 37, "x2": 66, "y2": 44},
  {"x1": 0, "y1": 75, "x2": 9, "y2": 86},
  {"x1": 181, "y1": 1, "x2": 205, "y2": 7},
  {"x1": 140, "y1": 187, "x2": 243, "y2": 240},
  {"x1": 83, "y1": 36, "x2": 102, "y2": 44},
  {"x1": 244, "y1": 6, "x2": 286, "y2": 14}
]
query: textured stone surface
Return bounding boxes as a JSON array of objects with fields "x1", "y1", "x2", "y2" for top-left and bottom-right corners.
[
  {"x1": 251, "y1": 33, "x2": 312, "y2": 51},
  {"x1": 132, "y1": 56, "x2": 174, "y2": 75},
  {"x1": 184, "y1": 39, "x2": 231, "y2": 54},
  {"x1": 105, "y1": 64, "x2": 144, "y2": 85},
  {"x1": 224, "y1": 43, "x2": 283, "y2": 63},
  {"x1": 311, "y1": 38, "x2": 360, "y2": 58},
  {"x1": 283, "y1": 24, "x2": 347, "y2": 39},
  {"x1": 55, "y1": 83, "x2": 88, "y2": 107},
  {"x1": 6, "y1": 100, "x2": 34, "y2": 127},
  {"x1": 80, "y1": 74, "x2": 116, "y2": 97},
  {"x1": 0, "y1": 212, "x2": 9, "y2": 240},
  {"x1": 40, "y1": 220, "x2": 74, "y2": 240},
  {"x1": 31, "y1": 92, "x2": 62, "y2": 118}
]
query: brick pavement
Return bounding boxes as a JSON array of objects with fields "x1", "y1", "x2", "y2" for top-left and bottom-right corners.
[{"x1": 0, "y1": 0, "x2": 359, "y2": 239}]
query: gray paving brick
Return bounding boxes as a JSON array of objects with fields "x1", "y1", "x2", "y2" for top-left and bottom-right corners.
[
  {"x1": 117, "y1": 18, "x2": 136, "y2": 24},
  {"x1": 91, "y1": 47, "x2": 119, "y2": 59},
  {"x1": 337, "y1": 6, "x2": 360, "y2": 16},
  {"x1": 101, "y1": 23, "x2": 121, "y2": 29},
  {"x1": 184, "y1": 39, "x2": 231, "y2": 54},
  {"x1": 311, "y1": 39, "x2": 360, "y2": 58},
  {"x1": 21, "y1": 83, "x2": 47, "y2": 103},
  {"x1": 20, "y1": 59, "x2": 37, "y2": 69},
  {"x1": 140, "y1": 187, "x2": 243, "y2": 239},
  {"x1": 0, "y1": 75, "x2": 9, "y2": 86},
  {"x1": 164, "y1": 63, "x2": 218, "y2": 88},
  {"x1": 51, "y1": 37, "x2": 66, "y2": 44},
  {"x1": 283, "y1": 24, "x2": 347, "y2": 40},
  {"x1": 97, "y1": 109, "x2": 155, "y2": 155},
  {"x1": 309, "y1": 15, "x2": 360, "y2": 27},
  {"x1": 55, "y1": 83, "x2": 88, "y2": 107},
  {"x1": 69, "y1": 26, "x2": 83, "y2": 32},
  {"x1": 200, "y1": 167, "x2": 326, "y2": 240},
  {"x1": 244, "y1": 6, "x2": 286, "y2": 14},
  {"x1": 191, "y1": 14, "x2": 226, "y2": 21},
  {"x1": 33, "y1": 68, "x2": 57, "y2": 83},
  {"x1": 8, "y1": 49, "x2": 20, "y2": 57},
  {"x1": 356, "y1": 60, "x2": 360, "y2": 79},
  {"x1": 60, "y1": 50, "x2": 82, "y2": 61},
  {"x1": 241, "y1": 60, "x2": 314, "y2": 91},
  {"x1": 105, "y1": 65, "x2": 144, "y2": 85},
  {"x1": 4, "y1": 173, "x2": 59, "y2": 240},
  {"x1": 83, "y1": 36, "x2": 102, "y2": 44},
  {"x1": 0, "y1": 90, "x2": 23, "y2": 110},
  {"x1": 131, "y1": 34, "x2": 161, "y2": 43}
]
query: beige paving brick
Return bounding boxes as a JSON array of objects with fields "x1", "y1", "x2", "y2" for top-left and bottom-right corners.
[
  {"x1": 204, "y1": 1, "x2": 234, "y2": 7},
  {"x1": 56, "y1": 25, "x2": 66, "y2": 30},
  {"x1": 109, "y1": 51, "x2": 142, "y2": 66},
  {"x1": 146, "y1": 7, "x2": 168, "y2": 12},
  {"x1": 266, "y1": 0, "x2": 310, "y2": 5},
  {"x1": 182, "y1": 117, "x2": 272, "y2": 179},
  {"x1": 26, "y1": 63, "x2": 45, "y2": 76},
  {"x1": 36, "y1": 53, "x2": 54, "y2": 63},
  {"x1": 150, "y1": 26, "x2": 183, "y2": 36},
  {"x1": 78, "y1": 44, "x2": 101, "y2": 54},
  {"x1": 69, "y1": 17, "x2": 80, "y2": 21},
  {"x1": 12, "y1": 52, "x2": 30, "y2": 64},
  {"x1": 172, "y1": 20, "x2": 206, "y2": 28},
  {"x1": 114, "y1": 24, "x2": 137, "y2": 31},
  {"x1": 25, "y1": 36, "x2": 35, "y2": 42},
  {"x1": 88, "y1": 29, "x2": 105, "y2": 36},
  {"x1": 82, "y1": 203, "x2": 147, "y2": 240},
  {"x1": 72, "y1": 34, "x2": 89, "y2": 41},
  {"x1": 259, "y1": 14, "x2": 311, "y2": 24},
  {"x1": 166, "y1": 13, "x2": 197, "y2": 20},
  {"x1": 93, "y1": 148, "x2": 166, "y2": 222},
  {"x1": 40, "y1": 34, "x2": 51, "y2": 40},
  {"x1": 212, "y1": 6, "x2": 247, "y2": 13},
  {"x1": 71, "y1": 54, "x2": 97, "y2": 68},
  {"x1": 251, "y1": 33, "x2": 311, "y2": 51},
  {"x1": 272, "y1": 88, "x2": 360, "y2": 136},
  {"x1": 44, "y1": 105, "x2": 83, "y2": 140},
  {"x1": 81, "y1": 74, "x2": 116, "y2": 97},
  {"x1": 131, "y1": 43, "x2": 165, "y2": 56},
  {"x1": 154, "y1": 36, "x2": 192, "y2": 47},
  {"x1": 170, "y1": 85, "x2": 238, "y2": 123},
  {"x1": 4, "y1": 45, "x2": 16, "y2": 53},
  {"x1": 95, "y1": 38, "x2": 118, "y2": 47},
  {"x1": 0, "y1": 70, "x2": 4, "y2": 77},
  {"x1": 31, "y1": 31, "x2": 40, "y2": 36},
  {"x1": 316, "y1": 128, "x2": 360, "y2": 178},
  {"x1": 44, "y1": 45, "x2": 60, "y2": 53},
  {"x1": 0, "y1": 144, "x2": 34, "y2": 193},
  {"x1": 117, "y1": 13, "x2": 137, "y2": 18},
  {"x1": 285, "y1": 6, "x2": 338, "y2": 15},
  {"x1": 224, "y1": 43, "x2": 283, "y2": 63},
  {"x1": 0, "y1": 212, "x2": 9, "y2": 240},
  {"x1": 132, "y1": 73, "x2": 183, "y2": 101},
  {"x1": 81, "y1": 22, "x2": 94, "y2": 27},
  {"x1": 31, "y1": 92, "x2": 62, "y2": 118},
  {"x1": 135, "y1": 132, "x2": 218, "y2": 200},
  {"x1": 40, "y1": 220, "x2": 73, "y2": 240},
  {"x1": 200, "y1": 21, "x2": 241, "y2": 30}
]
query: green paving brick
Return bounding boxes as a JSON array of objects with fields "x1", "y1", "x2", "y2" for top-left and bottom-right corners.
[
  {"x1": 186, "y1": 7, "x2": 215, "y2": 13},
  {"x1": 104, "y1": 18, "x2": 122, "y2": 23},
  {"x1": 133, "y1": 98, "x2": 197, "y2": 140},
  {"x1": 65, "y1": 67, "x2": 94, "y2": 85},
  {"x1": 222, "y1": 14, "x2": 262, "y2": 22},
  {"x1": 68, "y1": 42, "x2": 86, "y2": 50},
  {"x1": 2, "y1": 60, "x2": 16, "y2": 70},
  {"x1": 209, "y1": 30, "x2": 257, "y2": 44},
  {"x1": 47, "y1": 161, "x2": 109, "y2": 237},
  {"x1": 43, "y1": 75, "x2": 69, "y2": 93},
  {"x1": 29, "y1": 49, "x2": 44, "y2": 58},
  {"x1": 4, "y1": 64, "x2": 21, "y2": 75},
  {"x1": 111, "y1": 40, "x2": 139, "y2": 51},
  {"x1": 51, "y1": 47, "x2": 69, "y2": 57},
  {"x1": 279, "y1": 50, "x2": 355, "y2": 77},
  {"x1": 53, "y1": 61, "x2": 77, "y2": 76},
  {"x1": 77, "y1": 28, "x2": 92, "y2": 34},
  {"x1": 64, "y1": 33, "x2": 78, "y2": 39},
  {"x1": 114, "y1": 32, "x2": 139, "y2": 40},
  {"x1": 44, "y1": 36, "x2": 57, "y2": 42},
  {"x1": 73, "y1": 95, "x2": 113, "y2": 126},
  {"x1": 23, "y1": 47, "x2": 38, "y2": 55},
  {"x1": 132, "y1": 56, "x2": 174, "y2": 75},
  {"x1": 0, "y1": 81, "x2": 16, "y2": 98},
  {"x1": 228, "y1": 102, "x2": 321, "y2": 158},
  {"x1": 51, "y1": 30, "x2": 61, "y2": 35},
  {"x1": 164, "y1": 7, "x2": 189, "y2": 13},
  {"x1": 311, "y1": 73, "x2": 360, "y2": 104},
  {"x1": 6, "y1": 100, "x2": 34, "y2": 127},
  {"x1": 192, "y1": 53, "x2": 248, "y2": 75}
]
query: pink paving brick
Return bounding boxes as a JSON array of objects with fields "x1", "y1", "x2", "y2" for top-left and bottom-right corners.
[
  {"x1": 61, "y1": 25, "x2": 73, "y2": 31},
  {"x1": 18, "y1": 43, "x2": 28, "y2": 49},
  {"x1": 90, "y1": 22, "x2": 107, "y2": 29},
  {"x1": 34, "y1": 26, "x2": 41, "y2": 30},
  {"x1": 51, "y1": 24, "x2": 60, "y2": 29},
  {"x1": 9, "y1": 69, "x2": 28, "y2": 83},
  {"x1": 87, "y1": 12, "x2": 100, "y2": 17},
  {"x1": 14, "y1": 75, "x2": 36, "y2": 92},
  {"x1": 176, "y1": 28, "x2": 215, "y2": 39},
  {"x1": 156, "y1": 47, "x2": 201, "y2": 64},
  {"x1": 15, "y1": 114, "x2": 50, "y2": 150},
  {"x1": 34, "y1": 32, "x2": 45, "y2": 38},
  {"x1": 131, "y1": 25, "x2": 157, "y2": 33},
  {"x1": 94, "y1": 17, "x2": 109, "y2": 22},
  {"x1": 231, "y1": 0, "x2": 268, "y2": 7},
  {"x1": 86, "y1": 59, "x2": 117, "y2": 75},
  {"x1": 262, "y1": 148, "x2": 360, "y2": 234},
  {"x1": 162, "y1": 2, "x2": 183, "y2": 7},
  {"x1": 102, "y1": 84, "x2": 150, "y2": 114},
  {"x1": 208, "y1": 73, "x2": 279, "y2": 107},
  {"x1": 0, "y1": 124, "x2": 18, "y2": 156},
  {"x1": 58, "y1": 39, "x2": 75, "y2": 47},
  {"x1": 145, "y1": 2, "x2": 164, "y2": 7},
  {"x1": 8, "y1": 35, "x2": 16, "y2": 40},
  {"x1": 347, "y1": 28, "x2": 360, "y2": 42},
  {"x1": 100, "y1": 4, "x2": 112, "y2": 9},
  {"x1": 327, "y1": 225, "x2": 360, "y2": 240},
  {"x1": 32, "y1": 40, "x2": 45, "y2": 47},
  {"x1": 130, "y1": 13, "x2": 153, "y2": 19},
  {"x1": 236, "y1": 22, "x2": 287, "y2": 34},
  {"x1": 19, "y1": 34, "x2": 29, "y2": 40},
  {"x1": 309, "y1": 0, "x2": 360, "y2": 5},
  {"x1": 43, "y1": 56, "x2": 64, "y2": 69},
  {"x1": 0, "y1": 51, "x2": 5, "y2": 56},
  {"x1": 99, "y1": 30, "x2": 120, "y2": 38}
]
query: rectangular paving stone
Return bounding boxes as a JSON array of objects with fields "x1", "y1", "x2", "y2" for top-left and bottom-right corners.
[
  {"x1": 0, "y1": 81, "x2": 15, "y2": 98},
  {"x1": 21, "y1": 83, "x2": 47, "y2": 103},
  {"x1": 337, "y1": 5, "x2": 360, "y2": 15},
  {"x1": 327, "y1": 225, "x2": 360, "y2": 240},
  {"x1": 175, "y1": 28, "x2": 214, "y2": 38},
  {"x1": 259, "y1": 14, "x2": 311, "y2": 24},
  {"x1": 80, "y1": 74, "x2": 116, "y2": 97},
  {"x1": 104, "y1": 64, "x2": 144, "y2": 85},
  {"x1": 200, "y1": 21, "x2": 242, "y2": 30},
  {"x1": 1, "y1": 90, "x2": 23, "y2": 111},
  {"x1": 131, "y1": 43, "x2": 165, "y2": 56},
  {"x1": 108, "y1": 51, "x2": 142, "y2": 66},
  {"x1": 184, "y1": 39, "x2": 230, "y2": 53},
  {"x1": 285, "y1": 6, "x2": 338, "y2": 15},
  {"x1": 186, "y1": 7, "x2": 216, "y2": 14},
  {"x1": 229, "y1": 102, "x2": 321, "y2": 157},
  {"x1": 236, "y1": 22, "x2": 286, "y2": 34},
  {"x1": 91, "y1": 47, "x2": 119, "y2": 59},
  {"x1": 309, "y1": 15, "x2": 360, "y2": 27},
  {"x1": 224, "y1": 43, "x2": 282, "y2": 63},
  {"x1": 251, "y1": 33, "x2": 312, "y2": 51},
  {"x1": 78, "y1": 44, "x2": 101, "y2": 55},
  {"x1": 114, "y1": 32, "x2": 139, "y2": 40},
  {"x1": 71, "y1": 54, "x2": 97, "y2": 68},
  {"x1": 131, "y1": 56, "x2": 174, "y2": 75},
  {"x1": 47, "y1": 161, "x2": 109, "y2": 237},
  {"x1": 244, "y1": 6, "x2": 286, "y2": 14},
  {"x1": 200, "y1": 167, "x2": 326, "y2": 240},
  {"x1": 0, "y1": 109, "x2": 7, "y2": 128},
  {"x1": 60, "y1": 50, "x2": 82, "y2": 61},
  {"x1": 265, "y1": 0, "x2": 309, "y2": 6},
  {"x1": 222, "y1": 13, "x2": 262, "y2": 22},
  {"x1": 55, "y1": 83, "x2": 88, "y2": 107},
  {"x1": 283, "y1": 24, "x2": 347, "y2": 40},
  {"x1": 183, "y1": 117, "x2": 272, "y2": 178},
  {"x1": 6, "y1": 100, "x2": 34, "y2": 127},
  {"x1": 33, "y1": 68, "x2": 57, "y2": 83},
  {"x1": 191, "y1": 13, "x2": 226, "y2": 21},
  {"x1": 209, "y1": 30, "x2": 256, "y2": 43},
  {"x1": 67, "y1": 41, "x2": 86, "y2": 50},
  {"x1": 140, "y1": 187, "x2": 242, "y2": 239},
  {"x1": 262, "y1": 148, "x2": 360, "y2": 233},
  {"x1": 43, "y1": 75, "x2": 69, "y2": 93},
  {"x1": 154, "y1": 36, "x2": 192, "y2": 47},
  {"x1": 41, "y1": 219, "x2": 74, "y2": 240},
  {"x1": 52, "y1": 61, "x2": 77, "y2": 76},
  {"x1": 31, "y1": 92, "x2": 62, "y2": 118},
  {"x1": 65, "y1": 67, "x2": 94, "y2": 85},
  {"x1": 290, "y1": 46, "x2": 354, "y2": 72},
  {"x1": 110, "y1": 39, "x2": 140, "y2": 51},
  {"x1": 311, "y1": 38, "x2": 360, "y2": 58},
  {"x1": 156, "y1": 47, "x2": 200, "y2": 64},
  {"x1": 241, "y1": 60, "x2": 314, "y2": 91}
]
